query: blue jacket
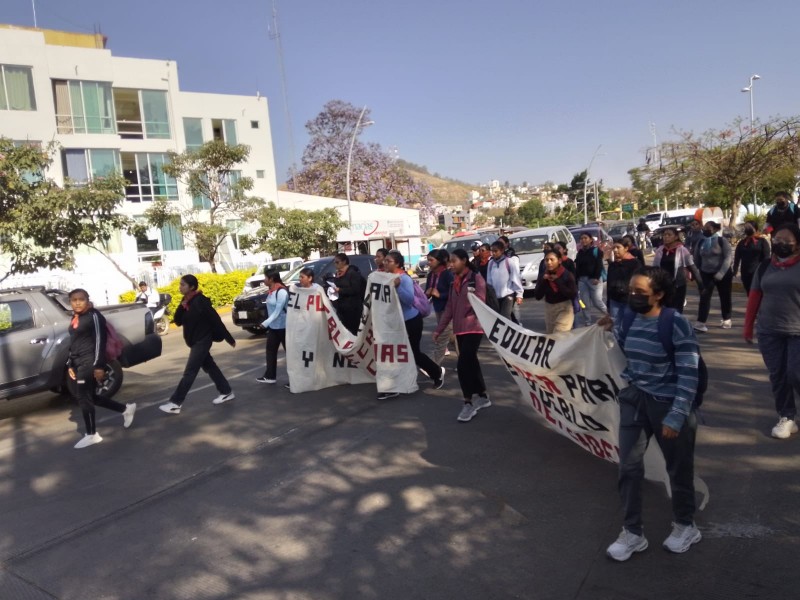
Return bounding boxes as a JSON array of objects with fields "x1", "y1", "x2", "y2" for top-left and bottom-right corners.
[
  {"x1": 425, "y1": 266, "x2": 453, "y2": 313},
  {"x1": 261, "y1": 287, "x2": 289, "y2": 330}
]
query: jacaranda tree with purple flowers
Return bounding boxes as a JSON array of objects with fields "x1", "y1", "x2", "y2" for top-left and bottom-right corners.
[{"x1": 289, "y1": 101, "x2": 435, "y2": 231}]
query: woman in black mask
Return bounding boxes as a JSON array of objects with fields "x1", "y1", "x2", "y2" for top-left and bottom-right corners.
[
  {"x1": 744, "y1": 223, "x2": 800, "y2": 439},
  {"x1": 733, "y1": 221, "x2": 770, "y2": 294},
  {"x1": 598, "y1": 266, "x2": 702, "y2": 561}
]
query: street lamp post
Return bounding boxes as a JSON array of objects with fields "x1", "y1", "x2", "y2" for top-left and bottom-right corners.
[
  {"x1": 583, "y1": 144, "x2": 603, "y2": 224},
  {"x1": 345, "y1": 105, "x2": 373, "y2": 254},
  {"x1": 741, "y1": 74, "x2": 761, "y2": 208}
]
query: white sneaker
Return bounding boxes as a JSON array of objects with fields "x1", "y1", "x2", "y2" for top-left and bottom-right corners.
[
  {"x1": 74, "y1": 433, "x2": 103, "y2": 449},
  {"x1": 457, "y1": 402, "x2": 478, "y2": 422},
  {"x1": 720, "y1": 319, "x2": 732, "y2": 329},
  {"x1": 472, "y1": 394, "x2": 492, "y2": 412},
  {"x1": 122, "y1": 403, "x2": 136, "y2": 428},
  {"x1": 212, "y1": 392, "x2": 235, "y2": 405},
  {"x1": 771, "y1": 417, "x2": 798, "y2": 439},
  {"x1": 693, "y1": 321, "x2": 708, "y2": 333},
  {"x1": 159, "y1": 402, "x2": 181, "y2": 415},
  {"x1": 606, "y1": 528, "x2": 648, "y2": 561},
  {"x1": 662, "y1": 522, "x2": 702, "y2": 553}
]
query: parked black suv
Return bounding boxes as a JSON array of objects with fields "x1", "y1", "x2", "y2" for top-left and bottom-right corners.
[{"x1": 231, "y1": 254, "x2": 378, "y2": 334}]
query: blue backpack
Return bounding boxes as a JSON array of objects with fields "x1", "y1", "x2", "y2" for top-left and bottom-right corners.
[
  {"x1": 592, "y1": 247, "x2": 608, "y2": 282},
  {"x1": 619, "y1": 307, "x2": 708, "y2": 407}
]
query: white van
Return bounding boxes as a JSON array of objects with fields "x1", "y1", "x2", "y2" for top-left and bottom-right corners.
[
  {"x1": 508, "y1": 226, "x2": 576, "y2": 292},
  {"x1": 242, "y1": 257, "x2": 304, "y2": 292}
]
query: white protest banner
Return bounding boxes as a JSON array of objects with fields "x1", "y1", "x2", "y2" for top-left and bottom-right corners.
[
  {"x1": 285, "y1": 271, "x2": 419, "y2": 395},
  {"x1": 469, "y1": 293, "x2": 709, "y2": 508}
]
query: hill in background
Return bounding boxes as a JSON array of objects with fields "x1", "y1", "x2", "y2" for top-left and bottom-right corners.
[{"x1": 398, "y1": 160, "x2": 476, "y2": 207}]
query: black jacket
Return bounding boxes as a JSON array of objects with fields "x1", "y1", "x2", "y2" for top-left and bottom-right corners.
[
  {"x1": 575, "y1": 246, "x2": 604, "y2": 279},
  {"x1": 606, "y1": 258, "x2": 640, "y2": 303},
  {"x1": 533, "y1": 269, "x2": 577, "y2": 304},
  {"x1": 333, "y1": 265, "x2": 366, "y2": 314},
  {"x1": 68, "y1": 308, "x2": 107, "y2": 371},
  {"x1": 733, "y1": 236, "x2": 770, "y2": 276},
  {"x1": 174, "y1": 293, "x2": 233, "y2": 347}
]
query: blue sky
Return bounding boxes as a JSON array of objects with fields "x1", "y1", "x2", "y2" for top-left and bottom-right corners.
[{"x1": 3, "y1": 0, "x2": 798, "y2": 188}]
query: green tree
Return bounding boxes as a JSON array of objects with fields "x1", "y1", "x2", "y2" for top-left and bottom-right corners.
[
  {"x1": 251, "y1": 203, "x2": 345, "y2": 260},
  {"x1": 639, "y1": 116, "x2": 800, "y2": 223},
  {"x1": 0, "y1": 138, "x2": 142, "y2": 285},
  {"x1": 517, "y1": 199, "x2": 547, "y2": 225},
  {"x1": 145, "y1": 140, "x2": 263, "y2": 273}
]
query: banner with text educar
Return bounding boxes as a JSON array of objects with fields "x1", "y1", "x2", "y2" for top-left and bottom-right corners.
[
  {"x1": 285, "y1": 271, "x2": 420, "y2": 395},
  {"x1": 468, "y1": 293, "x2": 710, "y2": 508}
]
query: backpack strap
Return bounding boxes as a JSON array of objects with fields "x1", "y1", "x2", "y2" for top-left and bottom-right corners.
[
  {"x1": 656, "y1": 307, "x2": 677, "y2": 358},
  {"x1": 619, "y1": 306, "x2": 637, "y2": 347}
]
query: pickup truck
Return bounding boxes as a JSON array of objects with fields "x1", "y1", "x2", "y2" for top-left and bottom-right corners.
[{"x1": 0, "y1": 287, "x2": 163, "y2": 401}]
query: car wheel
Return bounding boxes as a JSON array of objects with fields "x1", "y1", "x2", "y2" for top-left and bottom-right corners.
[{"x1": 96, "y1": 360, "x2": 124, "y2": 398}]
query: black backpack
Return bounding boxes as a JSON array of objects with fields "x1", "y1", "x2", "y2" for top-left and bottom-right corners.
[{"x1": 620, "y1": 307, "x2": 708, "y2": 407}]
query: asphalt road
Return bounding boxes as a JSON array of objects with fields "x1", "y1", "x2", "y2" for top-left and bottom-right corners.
[{"x1": 0, "y1": 289, "x2": 797, "y2": 600}]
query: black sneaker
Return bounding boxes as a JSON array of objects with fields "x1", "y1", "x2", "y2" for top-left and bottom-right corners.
[
  {"x1": 377, "y1": 392, "x2": 400, "y2": 400},
  {"x1": 432, "y1": 366, "x2": 446, "y2": 390}
]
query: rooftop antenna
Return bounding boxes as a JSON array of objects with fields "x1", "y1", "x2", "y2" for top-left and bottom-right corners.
[
  {"x1": 31, "y1": 0, "x2": 38, "y2": 28},
  {"x1": 269, "y1": 0, "x2": 298, "y2": 191}
]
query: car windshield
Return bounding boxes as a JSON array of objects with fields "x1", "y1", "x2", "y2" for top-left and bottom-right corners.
[
  {"x1": 607, "y1": 224, "x2": 629, "y2": 236},
  {"x1": 570, "y1": 228, "x2": 602, "y2": 242},
  {"x1": 645, "y1": 213, "x2": 662, "y2": 222},
  {"x1": 441, "y1": 239, "x2": 480, "y2": 253},
  {"x1": 284, "y1": 260, "x2": 324, "y2": 283},
  {"x1": 511, "y1": 235, "x2": 548, "y2": 254}
]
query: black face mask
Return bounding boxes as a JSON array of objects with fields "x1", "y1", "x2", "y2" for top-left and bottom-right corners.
[
  {"x1": 628, "y1": 294, "x2": 652, "y2": 314},
  {"x1": 702, "y1": 230, "x2": 713, "y2": 238},
  {"x1": 776, "y1": 202, "x2": 788, "y2": 210},
  {"x1": 773, "y1": 242, "x2": 794, "y2": 258}
]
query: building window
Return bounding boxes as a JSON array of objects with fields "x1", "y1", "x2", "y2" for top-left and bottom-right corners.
[
  {"x1": 114, "y1": 89, "x2": 171, "y2": 139},
  {"x1": 122, "y1": 152, "x2": 178, "y2": 202},
  {"x1": 0, "y1": 65, "x2": 36, "y2": 111},
  {"x1": 53, "y1": 80, "x2": 115, "y2": 134},
  {"x1": 193, "y1": 170, "x2": 240, "y2": 209},
  {"x1": 160, "y1": 220, "x2": 184, "y2": 251},
  {"x1": 256, "y1": 170, "x2": 265, "y2": 179},
  {"x1": 211, "y1": 118, "x2": 237, "y2": 145},
  {"x1": 250, "y1": 120, "x2": 259, "y2": 129},
  {"x1": 183, "y1": 117, "x2": 203, "y2": 150},
  {"x1": 62, "y1": 149, "x2": 121, "y2": 184}
]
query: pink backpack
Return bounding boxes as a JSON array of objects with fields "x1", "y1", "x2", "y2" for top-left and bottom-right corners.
[{"x1": 105, "y1": 321, "x2": 124, "y2": 361}]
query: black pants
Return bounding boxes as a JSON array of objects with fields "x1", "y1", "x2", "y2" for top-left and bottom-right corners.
[
  {"x1": 68, "y1": 368, "x2": 125, "y2": 435},
  {"x1": 667, "y1": 285, "x2": 687, "y2": 313},
  {"x1": 617, "y1": 385, "x2": 697, "y2": 536},
  {"x1": 456, "y1": 333, "x2": 486, "y2": 400},
  {"x1": 338, "y1": 306, "x2": 361, "y2": 335},
  {"x1": 697, "y1": 270, "x2": 733, "y2": 322},
  {"x1": 264, "y1": 328, "x2": 286, "y2": 380},
  {"x1": 741, "y1": 270, "x2": 756, "y2": 295},
  {"x1": 405, "y1": 314, "x2": 440, "y2": 381},
  {"x1": 170, "y1": 337, "x2": 231, "y2": 405}
]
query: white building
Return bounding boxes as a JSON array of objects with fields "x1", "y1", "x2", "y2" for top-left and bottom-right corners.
[{"x1": 0, "y1": 25, "x2": 422, "y2": 300}]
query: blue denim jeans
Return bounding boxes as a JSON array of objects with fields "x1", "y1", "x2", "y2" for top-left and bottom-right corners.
[
  {"x1": 578, "y1": 276, "x2": 608, "y2": 326},
  {"x1": 757, "y1": 331, "x2": 800, "y2": 419},
  {"x1": 617, "y1": 385, "x2": 697, "y2": 536}
]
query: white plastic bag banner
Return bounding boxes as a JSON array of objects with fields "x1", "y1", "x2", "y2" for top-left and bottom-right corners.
[{"x1": 286, "y1": 271, "x2": 419, "y2": 395}]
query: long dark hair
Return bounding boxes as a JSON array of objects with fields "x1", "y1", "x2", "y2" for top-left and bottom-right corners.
[
  {"x1": 451, "y1": 248, "x2": 477, "y2": 272},
  {"x1": 181, "y1": 274, "x2": 199, "y2": 290}
]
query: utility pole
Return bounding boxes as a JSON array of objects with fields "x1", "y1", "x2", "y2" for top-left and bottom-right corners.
[{"x1": 269, "y1": 0, "x2": 298, "y2": 192}]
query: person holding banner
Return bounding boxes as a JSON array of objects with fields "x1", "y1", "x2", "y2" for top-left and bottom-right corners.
[
  {"x1": 433, "y1": 249, "x2": 491, "y2": 422},
  {"x1": 375, "y1": 248, "x2": 388, "y2": 272},
  {"x1": 533, "y1": 248, "x2": 578, "y2": 333},
  {"x1": 256, "y1": 271, "x2": 289, "y2": 385},
  {"x1": 425, "y1": 248, "x2": 455, "y2": 365},
  {"x1": 330, "y1": 253, "x2": 367, "y2": 335},
  {"x1": 385, "y1": 250, "x2": 444, "y2": 396},
  {"x1": 600, "y1": 266, "x2": 702, "y2": 561}
]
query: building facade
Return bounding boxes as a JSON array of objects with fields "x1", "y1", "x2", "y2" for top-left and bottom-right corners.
[{"x1": 0, "y1": 25, "x2": 277, "y2": 299}]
